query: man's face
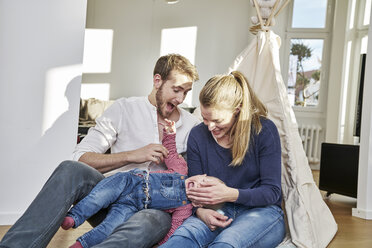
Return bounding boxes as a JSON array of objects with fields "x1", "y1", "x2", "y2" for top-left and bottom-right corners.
[{"x1": 155, "y1": 70, "x2": 193, "y2": 118}]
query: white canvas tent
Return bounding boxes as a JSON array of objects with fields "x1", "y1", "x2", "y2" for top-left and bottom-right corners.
[{"x1": 228, "y1": 0, "x2": 338, "y2": 247}]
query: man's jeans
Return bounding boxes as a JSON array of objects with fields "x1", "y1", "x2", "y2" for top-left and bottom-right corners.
[
  {"x1": 68, "y1": 169, "x2": 189, "y2": 247},
  {"x1": 0, "y1": 160, "x2": 171, "y2": 248},
  {"x1": 160, "y1": 203, "x2": 286, "y2": 248}
]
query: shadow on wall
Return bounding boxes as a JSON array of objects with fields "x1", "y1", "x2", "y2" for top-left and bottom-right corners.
[
  {"x1": 17, "y1": 72, "x2": 82, "y2": 189},
  {"x1": 1, "y1": 73, "x2": 83, "y2": 222},
  {"x1": 35, "y1": 74, "x2": 81, "y2": 171}
]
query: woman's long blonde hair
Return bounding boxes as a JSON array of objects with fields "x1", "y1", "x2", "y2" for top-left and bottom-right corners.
[{"x1": 199, "y1": 71, "x2": 268, "y2": 166}]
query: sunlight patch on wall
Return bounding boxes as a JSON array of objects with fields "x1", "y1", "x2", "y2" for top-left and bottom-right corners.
[
  {"x1": 160, "y1": 26, "x2": 197, "y2": 63},
  {"x1": 339, "y1": 41, "x2": 352, "y2": 142},
  {"x1": 364, "y1": 0, "x2": 372, "y2": 26},
  {"x1": 349, "y1": 0, "x2": 356, "y2": 29},
  {"x1": 361, "y1": 36, "x2": 369, "y2": 54},
  {"x1": 43, "y1": 64, "x2": 82, "y2": 135},
  {"x1": 83, "y1": 29, "x2": 113, "y2": 73},
  {"x1": 81, "y1": 83, "x2": 111, "y2": 100},
  {"x1": 160, "y1": 26, "x2": 198, "y2": 107}
]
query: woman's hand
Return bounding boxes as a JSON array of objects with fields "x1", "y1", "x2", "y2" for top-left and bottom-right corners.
[
  {"x1": 186, "y1": 177, "x2": 239, "y2": 205},
  {"x1": 196, "y1": 208, "x2": 233, "y2": 231}
]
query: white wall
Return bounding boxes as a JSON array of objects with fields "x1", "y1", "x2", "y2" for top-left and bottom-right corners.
[
  {"x1": 0, "y1": 0, "x2": 87, "y2": 224},
  {"x1": 82, "y1": 0, "x2": 251, "y2": 106},
  {"x1": 353, "y1": 3, "x2": 372, "y2": 220}
]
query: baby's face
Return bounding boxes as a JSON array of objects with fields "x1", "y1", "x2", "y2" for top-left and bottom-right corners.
[{"x1": 185, "y1": 174, "x2": 207, "y2": 190}]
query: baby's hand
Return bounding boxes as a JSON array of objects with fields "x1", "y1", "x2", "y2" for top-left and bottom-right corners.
[{"x1": 163, "y1": 118, "x2": 176, "y2": 134}]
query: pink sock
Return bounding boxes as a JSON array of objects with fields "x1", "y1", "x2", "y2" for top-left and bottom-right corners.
[
  {"x1": 69, "y1": 241, "x2": 83, "y2": 248},
  {"x1": 61, "y1": 216, "x2": 75, "y2": 230}
]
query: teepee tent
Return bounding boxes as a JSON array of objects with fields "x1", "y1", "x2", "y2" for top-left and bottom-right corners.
[{"x1": 228, "y1": 0, "x2": 338, "y2": 247}]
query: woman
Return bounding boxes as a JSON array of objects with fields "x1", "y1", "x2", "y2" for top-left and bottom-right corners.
[{"x1": 160, "y1": 71, "x2": 286, "y2": 248}]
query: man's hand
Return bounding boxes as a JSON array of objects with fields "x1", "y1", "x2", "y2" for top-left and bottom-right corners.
[
  {"x1": 127, "y1": 143, "x2": 169, "y2": 164},
  {"x1": 79, "y1": 143, "x2": 169, "y2": 174},
  {"x1": 196, "y1": 208, "x2": 233, "y2": 231}
]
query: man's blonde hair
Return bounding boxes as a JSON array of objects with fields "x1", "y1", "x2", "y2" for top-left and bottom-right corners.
[{"x1": 199, "y1": 71, "x2": 267, "y2": 166}]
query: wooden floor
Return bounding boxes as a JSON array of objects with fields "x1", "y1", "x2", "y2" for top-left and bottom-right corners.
[
  {"x1": 1, "y1": 170, "x2": 372, "y2": 247},
  {"x1": 312, "y1": 170, "x2": 372, "y2": 248},
  {"x1": 0, "y1": 222, "x2": 93, "y2": 248}
]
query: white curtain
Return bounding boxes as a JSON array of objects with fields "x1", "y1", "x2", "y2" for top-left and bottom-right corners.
[{"x1": 229, "y1": 30, "x2": 337, "y2": 248}]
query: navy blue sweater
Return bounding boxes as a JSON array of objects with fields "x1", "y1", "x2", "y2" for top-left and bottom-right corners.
[{"x1": 187, "y1": 118, "x2": 282, "y2": 207}]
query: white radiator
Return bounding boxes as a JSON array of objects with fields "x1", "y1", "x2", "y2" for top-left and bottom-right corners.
[{"x1": 298, "y1": 124, "x2": 322, "y2": 164}]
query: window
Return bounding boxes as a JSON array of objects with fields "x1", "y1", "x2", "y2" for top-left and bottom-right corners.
[
  {"x1": 285, "y1": 0, "x2": 332, "y2": 108},
  {"x1": 363, "y1": 0, "x2": 372, "y2": 25},
  {"x1": 292, "y1": 0, "x2": 328, "y2": 28}
]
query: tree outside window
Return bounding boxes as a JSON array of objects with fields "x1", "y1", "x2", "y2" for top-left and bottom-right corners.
[{"x1": 287, "y1": 39, "x2": 323, "y2": 107}]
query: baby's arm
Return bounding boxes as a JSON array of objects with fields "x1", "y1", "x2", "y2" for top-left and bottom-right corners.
[
  {"x1": 158, "y1": 204, "x2": 193, "y2": 245},
  {"x1": 161, "y1": 119, "x2": 188, "y2": 175}
]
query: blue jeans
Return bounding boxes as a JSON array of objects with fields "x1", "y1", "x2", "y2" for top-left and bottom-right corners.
[
  {"x1": 0, "y1": 161, "x2": 171, "y2": 248},
  {"x1": 68, "y1": 169, "x2": 189, "y2": 247},
  {"x1": 160, "y1": 203, "x2": 285, "y2": 248}
]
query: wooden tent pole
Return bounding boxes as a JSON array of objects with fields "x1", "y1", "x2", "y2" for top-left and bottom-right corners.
[
  {"x1": 266, "y1": 0, "x2": 281, "y2": 26},
  {"x1": 252, "y1": 0, "x2": 265, "y2": 28},
  {"x1": 275, "y1": 0, "x2": 291, "y2": 18}
]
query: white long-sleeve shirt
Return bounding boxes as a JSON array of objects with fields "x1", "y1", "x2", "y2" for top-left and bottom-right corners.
[{"x1": 72, "y1": 96, "x2": 200, "y2": 176}]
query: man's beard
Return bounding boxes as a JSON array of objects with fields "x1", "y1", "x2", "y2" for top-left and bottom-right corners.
[{"x1": 155, "y1": 84, "x2": 171, "y2": 118}]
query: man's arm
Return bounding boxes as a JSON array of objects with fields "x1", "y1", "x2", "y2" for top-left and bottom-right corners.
[
  {"x1": 74, "y1": 99, "x2": 168, "y2": 174},
  {"x1": 79, "y1": 144, "x2": 169, "y2": 174}
]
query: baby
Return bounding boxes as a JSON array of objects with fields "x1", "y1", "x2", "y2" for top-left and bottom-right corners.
[{"x1": 61, "y1": 119, "x2": 207, "y2": 248}]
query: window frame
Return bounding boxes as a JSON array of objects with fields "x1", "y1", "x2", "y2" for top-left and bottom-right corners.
[
  {"x1": 282, "y1": 0, "x2": 334, "y2": 113},
  {"x1": 339, "y1": 0, "x2": 370, "y2": 143}
]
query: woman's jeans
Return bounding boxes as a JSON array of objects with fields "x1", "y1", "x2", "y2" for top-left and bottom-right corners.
[
  {"x1": 68, "y1": 169, "x2": 189, "y2": 247},
  {"x1": 160, "y1": 203, "x2": 286, "y2": 248},
  {"x1": 0, "y1": 160, "x2": 171, "y2": 248}
]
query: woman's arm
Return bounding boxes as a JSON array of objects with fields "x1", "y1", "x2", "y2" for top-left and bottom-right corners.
[
  {"x1": 235, "y1": 120, "x2": 282, "y2": 206},
  {"x1": 186, "y1": 128, "x2": 232, "y2": 230},
  {"x1": 186, "y1": 129, "x2": 205, "y2": 176}
]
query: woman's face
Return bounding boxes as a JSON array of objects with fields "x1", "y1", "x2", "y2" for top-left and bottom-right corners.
[{"x1": 200, "y1": 105, "x2": 237, "y2": 140}]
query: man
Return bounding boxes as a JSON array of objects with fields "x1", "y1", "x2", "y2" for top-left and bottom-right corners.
[{"x1": 0, "y1": 54, "x2": 200, "y2": 248}]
